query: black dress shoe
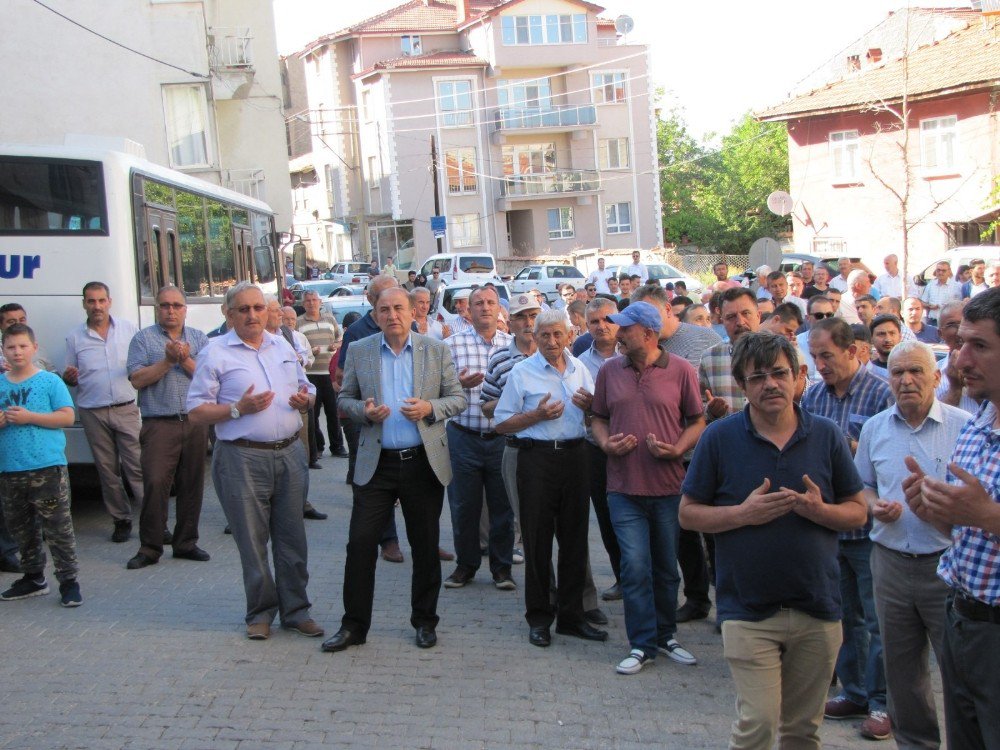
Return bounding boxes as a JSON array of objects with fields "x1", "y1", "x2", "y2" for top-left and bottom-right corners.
[
  {"x1": 162, "y1": 529, "x2": 173, "y2": 545},
  {"x1": 173, "y1": 546, "x2": 211, "y2": 562},
  {"x1": 126, "y1": 552, "x2": 158, "y2": 570},
  {"x1": 555, "y1": 621, "x2": 609, "y2": 641},
  {"x1": 528, "y1": 626, "x2": 551, "y2": 647},
  {"x1": 303, "y1": 506, "x2": 328, "y2": 521},
  {"x1": 308, "y1": 461, "x2": 322, "y2": 470},
  {"x1": 675, "y1": 602, "x2": 710, "y2": 623},
  {"x1": 584, "y1": 608, "x2": 609, "y2": 626},
  {"x1": 331, "y1": 446, "x2": 349, "y2": 457},
  {"x1": 321, "y1": 628, "x2": 365, "y2": 653},
  {"x1": 415, "y1": 626, "x2": 437, "y2": 649}
]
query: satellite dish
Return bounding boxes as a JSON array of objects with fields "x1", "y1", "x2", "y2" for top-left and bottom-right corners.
[
  {"x1": 614, "y1": 15, "x2": 635, "y2": 35},
  {"x1": 748, "y1": 237, "x2": 782, "y2": 275},
  {"x1": 766, "y1": 190, "x2": 794, "y2": 217}
]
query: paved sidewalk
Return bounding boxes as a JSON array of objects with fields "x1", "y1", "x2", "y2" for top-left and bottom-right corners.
[{"x1": 0, "y1": 455, "x2": 930, "y2": 749}]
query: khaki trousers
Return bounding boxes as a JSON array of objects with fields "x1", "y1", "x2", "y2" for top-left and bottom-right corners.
[{"x1": 78, "y1": 403, "x2": 144, "y2": 521}]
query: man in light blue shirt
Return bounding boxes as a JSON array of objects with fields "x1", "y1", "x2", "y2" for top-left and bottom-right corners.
[
  {"x1": 495, "y1": 309, "x2": 604, "y2": 647},
  {"x1": 854, "y1": 340, "x2": 969, "y2": 745}
]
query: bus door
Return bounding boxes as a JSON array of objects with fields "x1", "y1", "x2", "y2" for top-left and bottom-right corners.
[
  {"x1": 233, "y1": 224, "x2": 254, "y2": 281},
  {"x1": 143, "y1": 206, "x2": 179, "y2": 292}
]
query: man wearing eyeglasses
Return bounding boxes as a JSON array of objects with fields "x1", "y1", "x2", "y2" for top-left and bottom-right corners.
[
  {"x1": 796, "y1": 295, "x2": 836, "y2": 383},
  {"x1": 187, "y1": 282, "x2": 323, "y2": 642},
  {"x1": 681, "y1": 332, "x2": 867, "y2": 749},
  {"x1": 124, "y1": 286, "x2": 210, "y2": 570}
]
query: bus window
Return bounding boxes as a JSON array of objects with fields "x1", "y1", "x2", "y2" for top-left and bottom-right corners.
[
  {"x1": 0, "y1": 158, "x2": 107, "y2": 234},
  {"x1": 207, "y1": 200, "x2": 235, "y2": 296},
  {"x1": 143, "y1": 180, "x2": 174, "y2": 207},
  {"x1": 176, "y1": 189, "x2": 209, "y2": 298}
]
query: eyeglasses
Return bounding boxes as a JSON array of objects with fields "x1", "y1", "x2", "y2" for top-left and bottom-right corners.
[
  {"x1": 744, "y1": 367, "x2": 793, "y2": 385},
  {"x1": 234, "y1": 304, "x2": 267, "y2": 314},
  {"x1": 811, "y1": 312, "x2": 834, "y2": 320},
  {"x1": 158, "y1": 302, "x2": 186, "y2": 310}
]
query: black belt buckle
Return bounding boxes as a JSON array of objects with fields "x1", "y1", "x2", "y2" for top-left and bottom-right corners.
[
  {"x1": 399, "y1": 447, "x2": 420, "y2": 461},
  {"x1": 552, "y1": 439, "x2": 572, "y2": 450}
]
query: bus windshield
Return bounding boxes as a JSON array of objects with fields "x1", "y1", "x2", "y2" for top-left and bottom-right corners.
[{"x1": 0, "y1": 157, "x2": 107, "y2": 234}]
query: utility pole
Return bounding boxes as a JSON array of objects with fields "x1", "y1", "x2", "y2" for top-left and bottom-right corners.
[
  {"x1": 351, "y1": 105, "x2": 369, "y2": 263},
  {"x1": 430, "y1": 134, "x2": 444, "y2": 254}
]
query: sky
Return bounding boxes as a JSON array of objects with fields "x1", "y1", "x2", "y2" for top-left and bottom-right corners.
[{"x1": 272, "y1": 0, "x2": 970, "y2": 140}]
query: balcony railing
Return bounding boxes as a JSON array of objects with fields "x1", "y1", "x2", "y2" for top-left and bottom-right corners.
[
  {"x1": 209, "y1": 27, "x2": 254, "y2": 69},
  {"x1": 494, "y1": 105, "x2": 597, "y2": 131},
  {"x1": 499, "y1": 170, "x2": 601, "y2": 197},
  {"x1": 226, "y1": 169, "x2": 266, "y2": 201}
]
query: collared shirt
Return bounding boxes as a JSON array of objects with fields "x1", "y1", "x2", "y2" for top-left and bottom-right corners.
[
  {"x1": 856, "y1": 400, "x2": 968, "y2": 553},
  {"x1": 378, "y1": 334, "x2": 421, "y2": 449},
  {"x1": 290, "y1": 329, "x2": 315, "y2": 369},
  {"x1": 297, "y1": 313, "x2": 341, "y2": 375},
  {"x1": 447, "y1": 327, "x2": 512, "y2": 432},
  {"x1": 699, "y1": 341, "x2": 747, "y2": 419},
  {"x1": 801, "y1": 365, "x2": 893, "y2": 540},
  {"x1": 830, "y1": 275, "x2": 850, "y2": 292},
  {"x1": 446, "y1": 314, "x2": 474, "y2": 336},
  {"x1": 938, "y1": 402, "x2": 1000, "y2": 605},
  {"x1": 126, "y1": 324, "x2": 209, "y2": 417},
  {"x1": 796, "y1": 330, "x2": 820, "y2": 383},
  {"x1": 577, "y1": 343, "x2": 614, "y2": 382},
  {"x1": 480, "y1": 339, "x2": 529, "y2": 404},
  {"x1": 622, "y1": 263, "x2": 648, "y2": 283},
  {"x1": 592, "y1": 349, "x2": 703, "y2": 496},
  {"x1": 65, "y1": 317, "x2": 139, "y2": 408},
  {"x1": 920, "y1": 279, "x2": 962, "y2": 314},
  {"x1": 837, "y1": 292, "x2": 862, "y2": 324},
  {"x1": 186, "y1": 329, "x2": 315, "y2": 442},
  {"x1": 661, "y1": 322, "x2": 722, "y2": 370},
  {"x1": 873, "y1": 272, "x2": 903, "y2": 299},
  {"x1": 494, "y1": 350, "x2": 593, "y2": 441},
  {"x1": 865, "y1": 359, "x2": 890, "y2": 385},
  {"x1": 774, "y1": 294, "x2": 808, "y2": 319},
  {"x1": 913, "y1": 323, "x2": 940, "y2": 344},
  {"x1": 587, "y1": 268, "x2": 615, "y2": 293},
  {"x1": 935, "y1": 357, "x2": 979, "y2": 414}
]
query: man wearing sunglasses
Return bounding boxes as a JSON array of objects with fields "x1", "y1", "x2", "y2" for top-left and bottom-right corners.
[
  {"x1": 796, "y1": 295, "x2": 836, "y2": 383},
  {"x1": 124, "y1": 286, "x2": 210, "y2": 570}
]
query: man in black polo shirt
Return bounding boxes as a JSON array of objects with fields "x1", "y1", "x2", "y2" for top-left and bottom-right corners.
[{"x1": 680, "y1": 332, "x2": 867, "y2": 750}]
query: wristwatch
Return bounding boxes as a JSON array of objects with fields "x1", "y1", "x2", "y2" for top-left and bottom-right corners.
[{"x1": 230, "y1": 403, "x2": 241, "y2": 420}]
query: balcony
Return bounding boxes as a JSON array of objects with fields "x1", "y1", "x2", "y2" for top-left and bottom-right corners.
[
  {"x1": 208, "y1": 27, "x2": 255, "y2": 100},
  {"x1": 496, "y1": 169, "x2": 601, "y2": 210},
  {"x1": 491, "y1": 105, "x2": 597, "y2": 144},
  {"x1": 226, "y1": 169, "x2": 266, "y2": 202}
]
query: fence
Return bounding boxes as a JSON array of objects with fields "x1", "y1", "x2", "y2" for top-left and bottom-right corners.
[{"x1": 662, "y1": 252, "x2": 749, "y2": 279}]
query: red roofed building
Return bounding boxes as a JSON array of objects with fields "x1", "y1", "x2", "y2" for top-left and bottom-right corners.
[
  {"x1": 282, "y1": 0, "x2": 661, "y2": 271},
  {"x1": 758, "y1": 9, "x2": 1000, "y2": 279}
]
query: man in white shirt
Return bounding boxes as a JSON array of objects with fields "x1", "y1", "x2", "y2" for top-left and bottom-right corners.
[
  {"x1": 63, "y1": 282, "x2": 143, "y2": 543},
  {"x1": 830, "y1": 257, "x2": 853, "y2": 292},
  {"x1": 872, "y1": 254, "x2": 904, "y2": 300},
  {"x1": 586, "y1": 257, "x2": 615, "y2": 294},
  {"x1": 919, "y1": 261, "x2": 962, "y2": 325},
  {"x1": 622, "y1": 250, "x2": 648, "y2": 284}
]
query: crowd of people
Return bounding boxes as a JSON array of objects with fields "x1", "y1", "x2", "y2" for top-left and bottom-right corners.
[{"x1": 0, "y1": 251, "x2": 999, "y2": 750}]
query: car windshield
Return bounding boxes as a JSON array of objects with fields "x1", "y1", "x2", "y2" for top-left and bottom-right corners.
[
  {"x1": 545, "y1": 266, "x2": 584, "y2": 279},
  {"x1": 645, "y1": 263, "x2": 685, "y2": 279},
  {"x1": 459, "y1": 256, "x2": 495, "y2": 273}
]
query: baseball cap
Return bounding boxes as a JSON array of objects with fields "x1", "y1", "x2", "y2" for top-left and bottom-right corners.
[
  {"x1": 608, "y1": 301, "x2": 662, "y2": 331},
  {"x1": 508, "y1": 292, "x2": 541, "y2": 316}
]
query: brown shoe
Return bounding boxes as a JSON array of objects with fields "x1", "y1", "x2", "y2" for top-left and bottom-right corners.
[
  {"x1": 283, "y1": 619, "x2": 325, "y2": 638},
  {"x1": 859, "y1": 710, "x2": 892, "y2": 740},
  {"x1": 438, "y1": 547, "x2": 455, "y2": 561},
  {"x1": 381, "y1": 540, "x2": 404, "y2": 563},
  {"x1": 246, "y1": 622, "x2": 270, "y2": 640}
]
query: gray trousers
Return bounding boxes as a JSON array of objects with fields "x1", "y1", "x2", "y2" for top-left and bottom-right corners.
[
  {"x1": 500, "y1": 444, "x2": 599, "y2": 611},
  {"x1": 871, "y1": 543, "x2": 948, "y2": 750},
  {"x1": 78, "y1": 404, "x2": 144, "y2": 521},
  {"x1": 212, "y1": 440, "x2": 312, "y2": 627}
]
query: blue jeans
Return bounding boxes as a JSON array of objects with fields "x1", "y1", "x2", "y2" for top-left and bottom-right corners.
[
  {"x1": 446, "y1": 423, "x2": 513, "y2": 574},
  {"x1": 834, "y1": 538, "x2": 886, "y2": 711},
  {"x1": 608, "y1": 492, "x2": 681, "y2": 658}
]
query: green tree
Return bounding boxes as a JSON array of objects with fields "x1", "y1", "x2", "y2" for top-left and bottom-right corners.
[{"x1": 657, "y1": 106, "x2": 718, "y2": 245}]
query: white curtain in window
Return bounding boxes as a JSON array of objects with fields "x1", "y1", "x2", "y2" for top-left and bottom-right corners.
[{"x1": 164, "y1": 85, "x2": 209, "y2": 167}]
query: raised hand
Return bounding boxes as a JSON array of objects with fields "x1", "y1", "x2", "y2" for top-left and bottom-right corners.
[
  {"x1": 288, "y1": 384, "x2": 311, "y2": 413},
  {"x1": 645, "y1": 433, "x2": 682, "y2": 460},
  {"x1": 534, "y1": 393, "x2": 564, "y2": 422},
  {"x1": 236, "y1": 384, "x2": 275, "y2": 415},
  {"x1": 364, "y1": 397, "x2": 391, "y2": 424},
  {"x1": 458, "y1": 367, "x2": 484, "y2": 389},
  {"x1": 603, "y1": 432, "x2": 638, "y2": 456},
  {"x1": 739, "y1": 478, "x2": 796, "y2": 526},
  {"x1": 400, "y1": 397, "x2": 432, "y2": 422},
  {"x1": 704, "y1": 388, "x2": 730, "y2": 419}
]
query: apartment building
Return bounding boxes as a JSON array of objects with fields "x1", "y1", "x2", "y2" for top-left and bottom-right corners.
[
  {"x1": 1, "y1": 0, "x2": 292, "y2": 229},
  {"x1": 283, "y1": 0, "x2": 661, "y2": 271}
]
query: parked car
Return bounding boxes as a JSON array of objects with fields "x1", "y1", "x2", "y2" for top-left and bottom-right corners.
[
  {"x1": 323, "y1": 261, "x2": 371, "y2": 284},
  {"x1": 509, "y1": 263, "x2": 586, "y2": 302},
  {"x1": 430, "y1": 281, "x2": 511, "y2": 324},
  {"x1": 321, "y1": 295, "x2": 372, "y2": 326},
  {"x1": 776, "y1": 253, "x2": 869, "y2": 278},
  {"x1": 911, "y1": 245, "x2": 1000, "y2": 287},
  {"x1": 607, "y1": 262, "x2": 703, "y2": 296},
  {"x1": 418, "y1": 253, "x2": 501, "y2": 284},
  {"x1": 290, "y1": 280, "x2": 344, "y2": 304}
]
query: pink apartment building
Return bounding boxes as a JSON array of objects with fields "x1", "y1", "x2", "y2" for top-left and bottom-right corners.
[
  {"x1": 282, "y1": 0, "x2": 662, "y2": 270},
  {"x1": 758, "y1": 12, "x2": 1000, "y2": 276}
]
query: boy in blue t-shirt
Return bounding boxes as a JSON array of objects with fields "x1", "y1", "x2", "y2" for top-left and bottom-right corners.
[{"x1": 0, "y1": 324, "x2": 82, "y2": 607}]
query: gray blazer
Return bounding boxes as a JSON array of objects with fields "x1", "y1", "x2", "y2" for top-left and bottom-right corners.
[{"x1": 340, "y1": 332, "x2": 467, "y2": 486}]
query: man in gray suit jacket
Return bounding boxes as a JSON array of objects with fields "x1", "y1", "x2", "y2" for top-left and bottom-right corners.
[{"x1": 322, "y1": 288, "x2": 466, "y2": 652}]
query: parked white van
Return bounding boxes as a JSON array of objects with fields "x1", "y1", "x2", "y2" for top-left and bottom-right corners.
[{"x1": 418, "y1": 253, "x2": 501, "y2": 284}]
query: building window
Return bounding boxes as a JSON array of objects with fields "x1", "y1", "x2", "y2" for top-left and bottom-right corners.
[
  {"x1": 497, "y1": 78, "x2": 553, "y2": 109},
  {"x1": 436, "y1": 80, "x2": 473, "y2": 127},
  {"x1": 592, "y1": 73, "x2": 627, "y2": 104},
  {"x1": 401, "y1": 35, "x2": 422, "y2": 56},
  {"x1": 361, "y1": 89, "x2": 372, "y2": 122},
  {"x1": 829, "y1": 130, "x2": 860, "y2": 182},
  {"x1": 920, "y1": 116, "x2": 957, "y2": 172},
  {"x1": 450, "y1": 213, "x2": 481, "y2": 247},
  {"x1": 501, "y1": 14, "x2": 587, "y2": 45},
  {"x1": 367, "y1": 156, "x2": 379, "y2": 187},
  {"x1": 502, "y1": 143, "x2": 555, "y2": 176},
  {"x1": 599, "y1": 138, "x2": 630, "y2": 169},
  {"x1": 812, "y1": 237, "x2": 847, "y2": 255},
  {"x1": 162, "y1": 84, "x2": 212, "y2": 168},
  {"x1": 547, "y1": 207, "x2": 574, "y2": 239},
  {"x1": 445, "y1": 148, "x2": 477, "y2": 194},
  {"x1": 605, "y1": 202, "x2": 632, "y2": 234}
]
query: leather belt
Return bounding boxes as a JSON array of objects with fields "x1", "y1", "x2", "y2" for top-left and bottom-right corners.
[
  {"x1": 381, "y1": 445, "x2": 424, "y2": 461},
  {"x1": 450, "y1": 422, "x2": 498, "y2": 439},
  {"x1": 144, "y1": 414, "x2": 189, "y2": 422},
  {"x1": 100, "y1": 400, "x2": 135, "y2": 409},
  {"x1": 224, "y1": 433, "x2": 300, "y2": 451},
  {"x1": 953, "y1": 591, "x2": 1000, "y2": 625},
  {"x1": 506, "y1": 436, "x2": 584, "y2": 451},
  {"x1": 877, "y1": 544, "x2": 944, "y2": 560}
]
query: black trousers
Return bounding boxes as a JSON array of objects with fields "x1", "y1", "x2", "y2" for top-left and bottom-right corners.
[
  {"x1": 343, "y1": 420, "x2": 398, "y2": 543},
  {"x1": 341, "y1": 448, "x2": 443, "y2": 636},
  {"x1": 517, "y1": 443, "x2": 589, "y2": 628},
  {"x1": 586, "y1": 441, "x2": 620, "y2": 583},
  {"x1": 308, "y1": 374, "x2": 343, "y2": 452},
  {"x1": 677, "y1": 529, "x2": 712, "y2": 610}
]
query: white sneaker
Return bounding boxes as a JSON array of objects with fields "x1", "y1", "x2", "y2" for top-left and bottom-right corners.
[
  {"x1": 659, "y1": 638, "x2": 697, "y2": 665},
  {"x1": 512, "y1": 547, "x2": 524, "y2": 565},
  {"x1": 616, "y1": 649, "x2": 652, "y2": 675}
]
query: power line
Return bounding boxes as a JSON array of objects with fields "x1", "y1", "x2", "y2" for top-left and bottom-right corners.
[{"x1": 29, "y1": 0, "x2": 210, "y2": 79}]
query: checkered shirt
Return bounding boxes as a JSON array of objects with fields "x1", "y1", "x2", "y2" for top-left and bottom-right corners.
[
  {"x1": 447, "y1": 328, "x2": 513, "y2": 432},
  {"x1": 699, "y1": 342, "x2": 745, "y2": 421},
  {"x1": 480, "y1": 340, "x2": 527, "y2": 404},
  {"x1": 938, "y1": 401, "x2": 1000, "y2": 605},
  {"x1": 800, "y1": 365, "x2": 894, "y2": 540}
]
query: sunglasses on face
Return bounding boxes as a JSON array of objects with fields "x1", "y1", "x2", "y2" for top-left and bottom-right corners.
[{"x1": 811, "y1": 312, "x2": 834, "y2": 320}]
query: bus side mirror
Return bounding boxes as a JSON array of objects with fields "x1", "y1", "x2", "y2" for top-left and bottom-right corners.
[
  {"x1": 292, "y1": 242, "x2": 308, "y2": 281},
  {"x1": 254, "y1": 245, "x2": 276, "y2": 283}
]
